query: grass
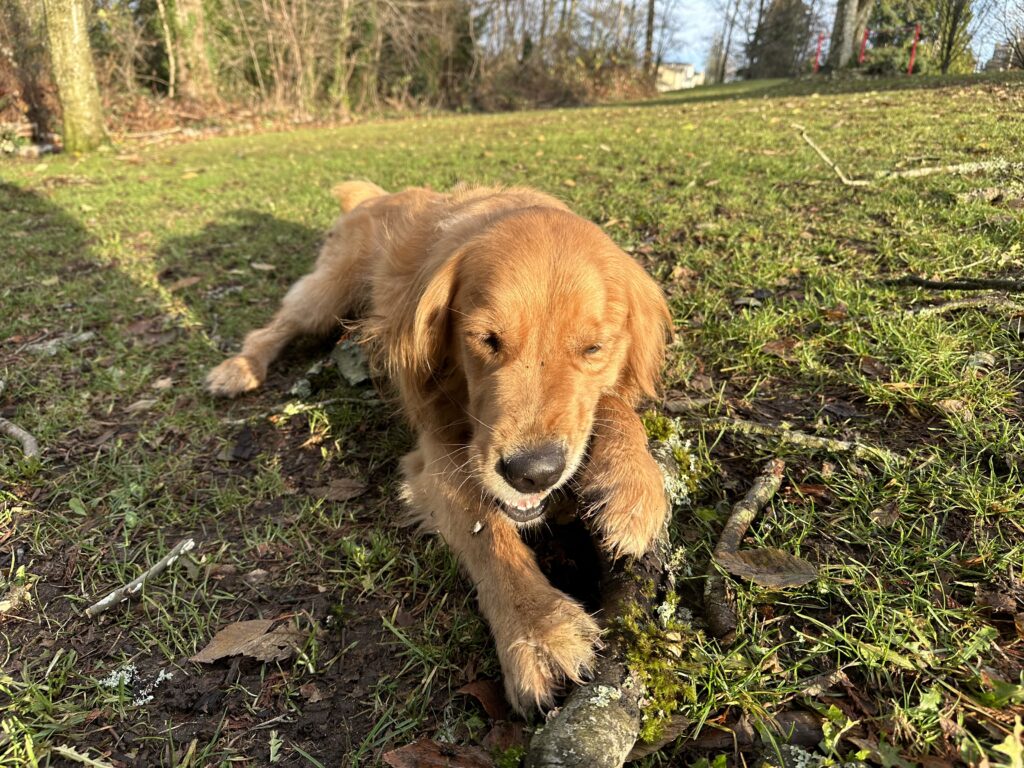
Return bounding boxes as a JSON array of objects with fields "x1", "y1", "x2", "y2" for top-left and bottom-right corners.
[{"x1": 2, "y1": 72, "x2": 1024, "y2": 766}]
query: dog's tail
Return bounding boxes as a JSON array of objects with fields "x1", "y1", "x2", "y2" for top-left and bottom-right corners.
[{"x1": 331, "y1": 180, "x2": 387, "y2": 213}]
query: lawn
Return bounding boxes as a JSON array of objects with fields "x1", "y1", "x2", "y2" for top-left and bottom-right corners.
[{"x1": 2, "y1": 73, "x2": 1023, "y2": 767}]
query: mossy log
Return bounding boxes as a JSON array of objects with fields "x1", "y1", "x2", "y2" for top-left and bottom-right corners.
[{"x1": 525, "y1": 528, "x2": 672, "y2": 768}]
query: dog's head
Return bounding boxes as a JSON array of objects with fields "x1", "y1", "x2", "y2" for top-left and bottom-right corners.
[{"x1": 402, "y1": 207, "x2": 670, "y2": 524}]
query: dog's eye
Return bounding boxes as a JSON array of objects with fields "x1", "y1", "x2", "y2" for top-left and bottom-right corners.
[
  {"x1": 583, "y1": 344, "x2": 602, "y2": 356},
  {"x1": 483, "y1": 333, "x2": 501, "y2": 354}
]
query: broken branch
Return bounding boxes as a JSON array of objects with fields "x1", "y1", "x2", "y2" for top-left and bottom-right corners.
[
  {"x1": 0, "y1": 418, "x2": 40, "y2": 459},
  {"x1": 875, "y1": 159, "x2": 1021, "y2": 180},
  {"x1": 909, "y1": 294, "x2": 1024, "y2": 316},
  {"x1": 794, "y1": 123, "x2": 1018, "y2": 187},
  {"x1": 704, "y1": 459, "x2": 785, "y2": 642},
  {"x1": 526, "y1": 529, "x2": 669, "y2": 768},
  {"x1": 792, "y1": 123, "x2": 872, "y2": 188},
  {"x1": 85, "y1": 538, "x2": 196, "y2": 619},
  {"x1": 692, "y1": 415, "x2": 904, "y2": 465},
  {"x1": 886, "y1": 275, "x2": 1024, "y2": 293}
]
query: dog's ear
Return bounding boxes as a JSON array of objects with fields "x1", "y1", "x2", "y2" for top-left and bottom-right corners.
[
  {"x1": 617, "y1": 256, "x2": 672, "y2": 405},
  {"x1": 390, "y1": 250, "x2": 464, "y2": 430}
]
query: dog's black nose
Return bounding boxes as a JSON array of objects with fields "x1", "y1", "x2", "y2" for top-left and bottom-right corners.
[{"x1": 499, "y1": 443, "x2": 566, "y2": 493}]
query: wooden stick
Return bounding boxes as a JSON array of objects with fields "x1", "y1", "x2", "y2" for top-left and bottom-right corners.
[
  {"x1": 792, "y1": 123, "x2": 872, "y2": 188},
  {"x1": 875, "y1": 160, "x2": 1021, "y2": 180},
  {"x1": 886, "y1": 275, "x2": 1024, "y2": 293},
  {"x1": 704, "y1": 459, "x2": 786, "y2": 642},
  {"x1": 0, "y1": 418, "x2": 40, "y2": 459},
  {"x1": 695, "y1": 416, "x2": 904, "y2": 465},
  {"x1": 85, "y1": 538, "x2": 196, "y2": 618},
  {"x1": 910, "y1": 294, "x2": 1024, "y2": 316}
]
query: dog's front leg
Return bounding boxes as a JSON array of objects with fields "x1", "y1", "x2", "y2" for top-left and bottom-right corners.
[
  {"x1": 580, "y1": 394, "x2": 669, "y2": 558},
  {"x1": 402, "y1": 447, "x2": 600, "y2": 715}
]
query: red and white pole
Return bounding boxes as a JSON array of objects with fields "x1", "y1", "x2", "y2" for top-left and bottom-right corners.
[
  {"x1": 907, "y1": 23, "x2": 920, "y2": 74},
  {"x1": 859, "y1": 28, "x2": 870, "y2": 64},
  {"x1": 814, "y1": 32, "x2": 825, "y2": 73}
]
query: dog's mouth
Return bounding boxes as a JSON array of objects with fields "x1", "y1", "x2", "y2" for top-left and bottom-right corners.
[{"x1": 495, "y1": 492, "x2": 548, "y2": 523}]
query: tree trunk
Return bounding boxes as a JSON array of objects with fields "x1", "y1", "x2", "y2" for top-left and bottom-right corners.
[
  {"x1": 173, "y1": 0, "x2": 218, "y2": 101},
  {"x1": 827, "y1": 0, "x2": 872, "y2": 69},
  {"x1": 41, "y1": 0, "x2": 108, "y2": 152},
  {"x1": 643, "y1": 0, "x2": 656, "y2": 76}
]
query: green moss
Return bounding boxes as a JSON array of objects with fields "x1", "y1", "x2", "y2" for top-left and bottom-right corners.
[
  {"x1": 609, "y1": 599, "x2": 704, "y2": 743},
  {"x1": 642, "y1": 411, "x2": 707, "y2": 507},
  {"x1": 492, "y1": 745, "x2": 526, "y2": 768}
]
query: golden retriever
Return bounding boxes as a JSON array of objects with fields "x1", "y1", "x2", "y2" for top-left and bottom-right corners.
[{"x1": 206, "y1": 181, "x2": 671, "y2": 713}]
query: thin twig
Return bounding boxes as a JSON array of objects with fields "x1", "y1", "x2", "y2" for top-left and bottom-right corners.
[
  {"x1": 0, "y1": 418, "x2": 40, "y2": 459},
  {"x1": 695, "y1": 416, "x2": 905, "y2": 465},
  {"x1": 85, "y1": 538, "x2": 196, "y2": 619},
  {"x1": 704, "y1": 459, "x2": 786, "y2": 641},
  {"x1": 875, "y1": 160, "x2": 1022, "y2": 180},
  {"x1": 910, "y1": 294, "x2": 1024, "y2": 316},
  {"x1": 792, "y1": 123, "x2": 872, "y2": 188},
  {"x1": 885, "y1": 275, "x2": 1024, "y2": 292},
  {"x1": 793, "y1": 123, "x2": 1017, "y2": 187}
]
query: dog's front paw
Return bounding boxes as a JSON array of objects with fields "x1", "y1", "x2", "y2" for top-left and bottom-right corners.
[
  {"x1": 585, "y1": 450, "x2": 668, "y2": 558},
  {"x1": 205, "y1": 355, "x2": 265, "y2": 397},
  {"x1": 499, "y1": 596, "x2": 601, "y2": 715}
]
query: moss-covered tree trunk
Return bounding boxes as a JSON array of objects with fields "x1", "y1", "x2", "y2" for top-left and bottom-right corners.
[
  {"x1": 173, "y1": 0, "x2": 218, "y2": 100},
  {"x1": 41, "y1": 0, "x2": 108, "y2": 152}
]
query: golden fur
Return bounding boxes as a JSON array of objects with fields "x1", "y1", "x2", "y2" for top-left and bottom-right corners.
[{"x1": 206, "y1": 181, "x2": 672, "y2": 712}]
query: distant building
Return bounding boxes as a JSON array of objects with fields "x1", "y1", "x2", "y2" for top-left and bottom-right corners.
[
  {"x1": 655, "y1": 63, "x2": 705, "y2": 91},
  {"x1": 984, "y1": 37, "x2": 1023, "y2": 71}
]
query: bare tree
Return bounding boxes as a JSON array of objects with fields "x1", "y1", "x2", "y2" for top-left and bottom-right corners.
[
  {"x1": 826, "y1": 0, "x2": 872, "y2": 69},
  {"x1": 41, "y1": 0, "x2": 109, "y2": 151},
  {"x1": 173, "y1": 0, "x2": 218, "y2": 100}
]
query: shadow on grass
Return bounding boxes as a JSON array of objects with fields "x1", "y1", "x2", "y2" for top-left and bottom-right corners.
[{"x1": 624, "y1": 70, "x2": 1024, "y2": 109}]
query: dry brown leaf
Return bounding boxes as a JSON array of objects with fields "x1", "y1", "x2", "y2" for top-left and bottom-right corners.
[
  {"x1": 191, "y1": 619, "x2": 305, "y2": 663},
  {"x1": 312, "y1": 478, "x2": 368, "y2": 502},
  {"x1": 481, "y1": 721, "x2": 529, "y2": 752},
  {"x1": 299, "y1": 682, "x2": 326, "y2": 703},
  {"x1": 125, "y1": 399, "x2": 158, "y2": 414},
  {"x1": 975, "y1": 585, "x2": 1017, "y2": 614},
  {"x1": 869, "y1": 501, "x2": 900, "y2": 527},
  {"x1": 716, "y1": 548, "x2": 817, "y2": 588},
  {"x1": 859, "y1": 355, "x2": 890, "y2": 379},
  {"x1": 168, "y1": 276, "x2": 201, "y2": 292},
  {"x1": 936, "y1": 399, "x2": 974, "y2": 422},
  {"x1": 762, "y1": 338, "x2": 800, "y2": 360},
  {"x1": 456, "y1": 679, "x2": 510, "y2": 721},
  {"x1": 382, "y1": 739, "x2": 494, "y2": 768}
]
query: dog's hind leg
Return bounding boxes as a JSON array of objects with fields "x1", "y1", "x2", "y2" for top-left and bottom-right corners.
[{"x1": 206, "y1": 211, "x2": 375, "y2": 397}]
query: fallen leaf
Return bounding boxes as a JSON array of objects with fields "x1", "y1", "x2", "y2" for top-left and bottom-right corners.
[
  {"x1": 670, "y1": 266, "x2": 699, "y2": 289},
  {"x1": 456, "y1": 679, "x2": 510, "y2": 721},
  {"x1": 716, "y1": 548, "x2": 817, "y2": 588},
  {"x1": 191, "y1": 619, "x2": 305, "y2": 663},
  {"x1": 481, "y1": 721, "x2": 529, "y2": 752},
  {"x1": 168, "y1": 276, "x2": 201, "y2": 292},
  {"x1": 976, "y1": 585, "x2": 1016, "y2": 614},
  {"x1": 936, "y1": 399, "x2": 974, "y2": 422},
  {"x1": 151, "y1": 376, "x2": 173, "y2": 390},
  {"x1": 312, "y1": 477, "x2": 368, "y2": 502},
  {"x1": 869, "y1": 501, "x2": 900, "y2": 527},
  {"x1": 382, "y1": 740, "x2": 494, "y2": 768},
  {"x1": 859, "y1": 355, "x2": 890, "y2": 379},
  {"x1": 762, "y1": 338, "x2": 799, "y2": 360},
  {"x1": 125, "y1": 399, "x2": 158, "y2": 414},
  {"x1": 562, "y1": 179, "x2": 576, "y2": 187},
  {"x1": 41, "y1": 275, "x2": 60, "y2": 287},
  {"x1": 299, "y1": 682, "x2": 326, "y2": 703},
  {"x1": 0, "y1": 583, "x2": 32, "y2": 614},
  {"x1": 250, "y1": 262, "x2": 276, "y2": 272},
  {"x1": 795, "y1": 484, "x2": 830, "y2": 501},
  {"x1": 332, "y1": 339, "x2": 371, "y2": 386}
]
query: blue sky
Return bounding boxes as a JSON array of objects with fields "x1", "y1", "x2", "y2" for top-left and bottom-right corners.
[
  {"x1": 667, "y1": 0, "x2": 721, "y2": 68},
  {"x1": 662, "y1": 0, "x2": 1006, "y2": 72}
]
